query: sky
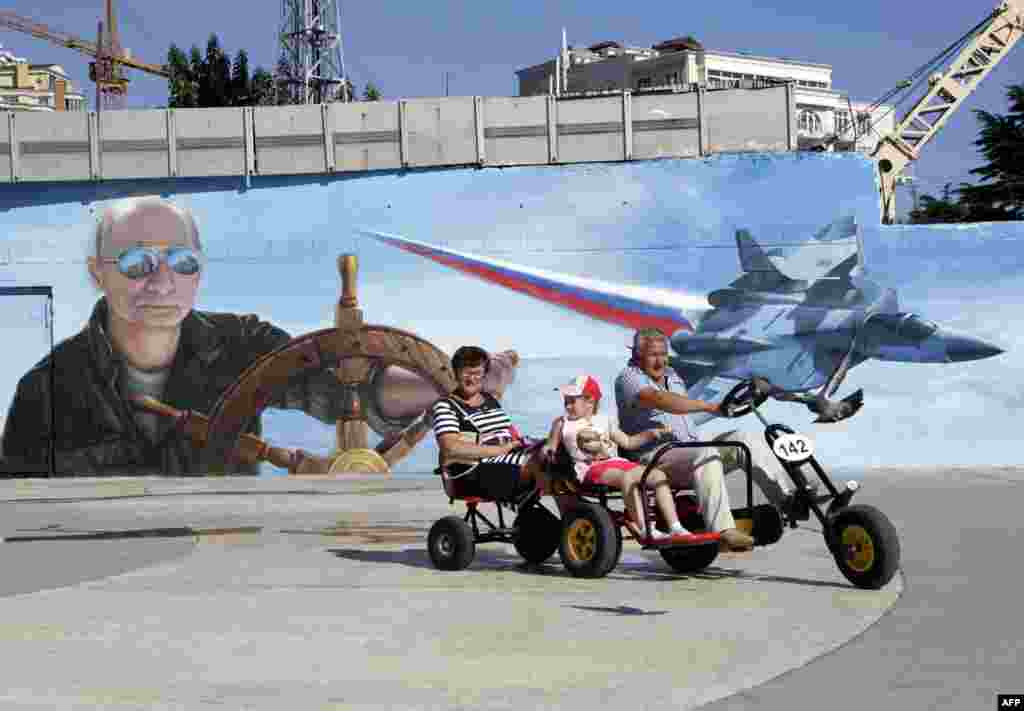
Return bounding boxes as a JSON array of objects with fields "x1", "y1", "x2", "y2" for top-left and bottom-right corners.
[
  {"x1": 2, "y1": 0, "x2": 1022, "y2": 215},
  {"x1": 0, "y1": 153, "x2": 1019, "y2": 475}
]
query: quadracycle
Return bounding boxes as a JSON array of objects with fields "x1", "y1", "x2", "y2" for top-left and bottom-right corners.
[{"x1": 426, "y1": 377, "x2": 900, "y2": 590}]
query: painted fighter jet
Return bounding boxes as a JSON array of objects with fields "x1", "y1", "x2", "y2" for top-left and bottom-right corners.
[{"x1": 364, "y1": 217, "x2": 1003, "y2": 423}]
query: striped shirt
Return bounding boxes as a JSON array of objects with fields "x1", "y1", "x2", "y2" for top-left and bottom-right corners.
[
  {"x1": 432, "y1": 394, "x2": 529, "y2": 472},
  {"x1": 431, "y1": 393, "x2": 514, "y2": 444},
  {"x1": 615, "y1": 364, "x2": 696, "y2": 460}
]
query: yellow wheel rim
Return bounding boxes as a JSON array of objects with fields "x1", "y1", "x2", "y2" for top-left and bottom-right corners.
[
  {"x1": 841, "y1": 525, "x2": 875, "y2": 573},
  {"x1": 566, "y1": 519, "x2": 597, "y2": 563}
]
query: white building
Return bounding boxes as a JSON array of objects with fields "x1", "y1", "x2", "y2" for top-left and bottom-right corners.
[
  {"x1": 0, "y1": 45, "x2": 87, "y2": 113},
  {"x1": 515, "y1": 38, "x2": 894, "y2": 155}
]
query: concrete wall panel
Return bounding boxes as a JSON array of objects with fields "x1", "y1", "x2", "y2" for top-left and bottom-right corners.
[
  {"x1": 0, "y1": 113, "x2": 12, "y2": 182},
  {"x1": 704, "y1": 86, "x2": 789, "y2": 153},
  {"x1": 632, "y1": 92, "x2": 701, "y2": 159},
  {"x1": 482, "y1": 97, "x2": 549, "y2": 167},
  {"x1": 173, "y1": 107, "x2": 247, "y2": 177},
  {"x1": 99, "y1": 110, "x2": 169, "y2": 180},
  {"x1": 556, "y1": 96, "x2": 624, "y2": 164},
  {"x1": 254, "y1": 105, "x2": 326, "y2": 175},
  {"x1": 329, "y1": 101, "x2": 402, "y2": 172},
  {"x1": 15, "y1": 112, "x2": 92, "y2": 182},
  {"x1": 402, "y1": 97, "x2": 478, "y2": 168}
]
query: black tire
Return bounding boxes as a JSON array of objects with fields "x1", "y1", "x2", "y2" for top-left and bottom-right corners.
[
  {"x1": 427, "y1": 516, "x2": 476, "y2": 571},
  {"x1": 827, "y1": 504, "x2": 900, "y2": 589},
  {"x1": 752, "y1": 504, "x2": 785, "y2": 546},
  {"x1": 514, "y1": 504, "x2": 561, "y2": 564},
  {"x1": 659, "y1": 541, "x2": 719, "y2": 573},
  {"x1": 559, "y1": 502, "x2": 620, "y2": 578}
]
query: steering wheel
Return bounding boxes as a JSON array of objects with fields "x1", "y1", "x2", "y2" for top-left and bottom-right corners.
[
  {"x1": 718, "y1": 378, "x2": 770, "y2": 419},
  {"x1": 199, "y1": 325, "x2": 456, "y2": 474}
]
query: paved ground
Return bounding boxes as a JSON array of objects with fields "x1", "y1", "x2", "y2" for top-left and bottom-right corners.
[{"x1": 0, "y1": 468, "x2": 1006, "y2": 710}]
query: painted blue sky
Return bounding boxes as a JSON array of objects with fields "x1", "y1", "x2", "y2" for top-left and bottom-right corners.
[
  {"x1": 3, "y1": 0, "x2": 1021, "y2": 217},
  {"x1": 0, "y1": 153, "x2": 1020, "y2": 472}
]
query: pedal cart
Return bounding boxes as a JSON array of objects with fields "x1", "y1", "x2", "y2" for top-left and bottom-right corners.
[
  {"x1": 716, "y1": 378, "x2": 902, "y2": 590},
  {"x1": 427, "y1": 436, "x2": 785, "y2": 579}
]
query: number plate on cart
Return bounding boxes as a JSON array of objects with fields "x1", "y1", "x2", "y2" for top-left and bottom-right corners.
[{"x1": 773, "y1": 433, "x2": 815, "y2": 463}]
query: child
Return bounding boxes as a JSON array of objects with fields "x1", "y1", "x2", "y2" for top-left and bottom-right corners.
[{"x1": 541, "y1": 374, "x2": 693, "y2": 541}]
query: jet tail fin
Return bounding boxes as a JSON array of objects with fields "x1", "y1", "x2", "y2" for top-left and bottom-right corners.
[
  {"x1": 732, "y1": 229, "x2": 805, "y2": 292},
  {"x1": 736, "y1": 229, "x2": 780, "y2": 275}
]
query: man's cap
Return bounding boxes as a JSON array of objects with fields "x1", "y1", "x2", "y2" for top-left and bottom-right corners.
[{"x1": 555, "y1": 375, "x2": 603, "y2": 401}]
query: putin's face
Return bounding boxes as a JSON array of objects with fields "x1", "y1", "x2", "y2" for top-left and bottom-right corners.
[{"x1": 89, "y1": 203, "x2": 202, "y2": 329}]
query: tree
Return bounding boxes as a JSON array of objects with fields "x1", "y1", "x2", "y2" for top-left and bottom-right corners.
[
  {"x1": 908, "y1": 184, "x2": 967, "y2": 224},
  {"x1": 363, "y1": 82, "x2": 381, "y2": 101},
  {"x1": 231, "y1": 49, "x2": 251, "y2": 106},
  {"x1": 188, "y1": 45, "x2": 205, "y2": 105},
  {"x1": 956, "y1": 83, "x2": 1024, "y2": 221},
  {"x1": 250, "y1": 68, "x2": 274, "y2": 106},
  {"x1": 166, "y1": 44, "x2": 196, "y2": 108}
]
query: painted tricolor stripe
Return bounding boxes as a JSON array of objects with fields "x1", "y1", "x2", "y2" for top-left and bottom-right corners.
[{"x1": 364, "y1": 230, "x2": 706, "y2": 336}]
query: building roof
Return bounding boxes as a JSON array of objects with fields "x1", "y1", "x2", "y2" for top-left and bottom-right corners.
[{"x1": 704, "y1": 49, "x2": 832, "y2": 70}]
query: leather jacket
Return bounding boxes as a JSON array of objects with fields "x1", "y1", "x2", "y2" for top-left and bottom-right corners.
[{"x1": 1, "y1": 299, "x2": 341, "y2": 476}]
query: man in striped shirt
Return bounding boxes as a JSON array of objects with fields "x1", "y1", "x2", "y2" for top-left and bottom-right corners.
[{"x1": 432, "y1": 346, "x2": 536, "y2": 501}]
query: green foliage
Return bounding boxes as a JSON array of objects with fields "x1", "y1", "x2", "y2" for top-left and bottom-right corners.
[
  {"x1": 908, "y1": 184, "x2": 968, "y2": 224},
  {"x1": 958, "y1": 84, "x2": 1024, "y2": 221},
  {"x1": 910, "y1": 83, "x2": 1024, "y2": 224},
  {"x1": 165, "y1": 34, "x2": 272, "y2": 108},
  {"x1": 363, "y1": 82, "x2": 381, "y2": 101}
]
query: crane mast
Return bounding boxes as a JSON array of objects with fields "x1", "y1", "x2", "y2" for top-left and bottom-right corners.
[
  {"x1": 0, "y1": 3, "x2": 170, "y2": 112},
  {"x1": 873, "y1": 0, "x2": 1024, "y2": 223}
]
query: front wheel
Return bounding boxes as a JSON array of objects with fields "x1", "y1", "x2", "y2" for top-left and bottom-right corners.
[
  {"x1": 428, "y1": 516, "x2": 476, "y2": 571},
  {"x1": 559, "y1": 502, "x2": 620, "y2": 578},
  {"x1": 827, "y1": 504, "x2": 900, "y2": 589}
]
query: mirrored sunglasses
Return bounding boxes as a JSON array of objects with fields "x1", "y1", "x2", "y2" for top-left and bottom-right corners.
[{"x1": 103, "y1": 246, "x2": 203, "y2": 280}]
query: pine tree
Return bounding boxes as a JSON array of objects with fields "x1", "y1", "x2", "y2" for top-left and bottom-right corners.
[
  {"x1": 231, "y1": 49, "x2": 251, "y2": 105},
  {"x1": 166, "y1": 44, "x2": 195, "y2": 108},
  {"x1": 188, "y1": 45, "x2": 206, "y2": 106},
  {"x1": 250, "y1": 67, "x2": 275, "y2": 105},
  {"x1": 957, "y1": 84, "x2": 1024, "y2": 221}
]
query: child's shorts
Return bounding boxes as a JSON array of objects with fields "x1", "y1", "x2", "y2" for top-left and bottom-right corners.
[{"x1": 584, "y1": 457, "x2": 637, "y2": 484}]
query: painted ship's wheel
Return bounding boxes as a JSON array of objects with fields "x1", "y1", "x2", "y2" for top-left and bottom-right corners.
[{"x1": 200, "y1": 324, "x2": 456, "y2": 474}]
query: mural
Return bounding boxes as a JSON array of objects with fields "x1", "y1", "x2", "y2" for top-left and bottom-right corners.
[{"x1": 0, "y1": 152, "x2": 1016, "y2": 476}]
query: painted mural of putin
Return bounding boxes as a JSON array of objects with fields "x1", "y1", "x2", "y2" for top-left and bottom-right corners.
[{"x1": 0, "y1": 197, "x2": 336, "y2": 475}]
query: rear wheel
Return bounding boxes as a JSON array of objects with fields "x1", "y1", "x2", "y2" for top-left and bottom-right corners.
[
  {"x1": 659, "y1": 542, "x2": 719, "y2": 573},
  {"x1": 827, "y1": 504, "x2": 900, "y2": 589},
  {"x1": 427, "y1": 516, "x2": 475, "y2": 571},
  {"x1": 559, "y1": 502, "x2": 620, "y2": 578},
  {"x1": 514, "y1": 504, "x2": 561, "y2": 564}
]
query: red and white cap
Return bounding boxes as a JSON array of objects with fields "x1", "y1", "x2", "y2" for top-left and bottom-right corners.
[{"x1": 555, "y1": 375, "x2": 603, "y2": 401}]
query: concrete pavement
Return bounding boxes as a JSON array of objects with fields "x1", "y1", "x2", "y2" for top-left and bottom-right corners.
[{"x1": 0, "y1": 474, "x2": 904, "y2": 710}]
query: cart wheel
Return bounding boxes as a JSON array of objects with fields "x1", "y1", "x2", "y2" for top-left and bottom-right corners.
[
  {"x1": 559, "y1": 502, "x2": 619, "y2": 578},
  {"x1": 659, "y1": 541, "x2": 719, "y2": 573},
  {"x1": 827, "y1": 504, "x2": 900, "y2": 589},
  {"x1": 514, "y1": 504, "x2": 561, "y2": 564},
  {"x1": 752, "y1": 503, "x2": 785, "y2": 546},
  {"x1": 427, "y1": 516, "x2": 476, "y2": 571}
]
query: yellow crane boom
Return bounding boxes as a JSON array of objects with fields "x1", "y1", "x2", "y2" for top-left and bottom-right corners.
[
  {"x1": 0, "y1": 10, "x2": 170, "y2": 79},
  {"x1": 873, "y1": 0, "x2": 1024, "y2": 223}
]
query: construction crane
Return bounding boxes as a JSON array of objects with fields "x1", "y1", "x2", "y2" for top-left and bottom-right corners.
[
  {"x1": 0, "y1": 0, "x2": 170, "y2": 111},
  {"x1": 870, "y1": 0, "x2": 1024, "y2": 223}
]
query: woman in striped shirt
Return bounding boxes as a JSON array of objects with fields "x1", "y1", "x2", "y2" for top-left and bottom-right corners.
[{"x1": 432, "y1": 346, "x2": 537, "y2": 501}]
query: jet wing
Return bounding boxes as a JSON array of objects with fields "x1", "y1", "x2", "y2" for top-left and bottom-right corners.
[{"x1": 363, "y1": 230, "x2": 707, "y2": 336}]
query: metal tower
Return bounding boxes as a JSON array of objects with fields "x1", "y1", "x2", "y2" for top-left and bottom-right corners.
[
  {"x1": 90, "y1": 0, "x2": 128, "y2": 111},
  {"x1": 277, "y1": 0, "x2": 348, "y2": 104}
]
